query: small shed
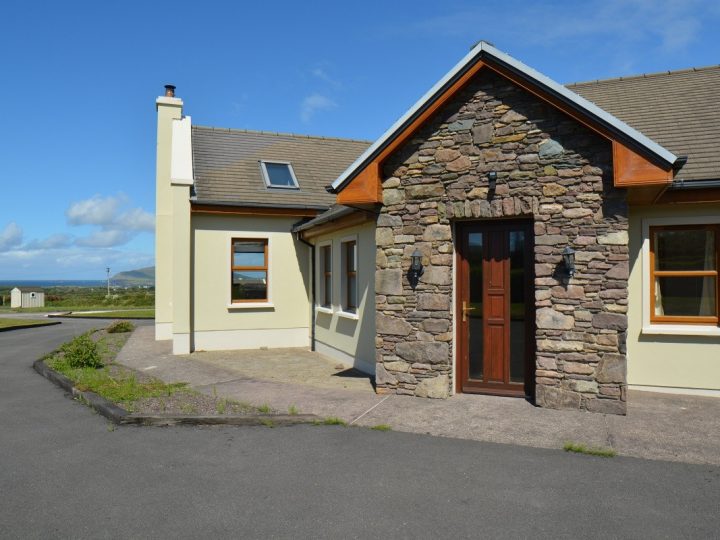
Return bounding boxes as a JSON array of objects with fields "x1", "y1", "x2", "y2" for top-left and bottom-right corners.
[{"x1": 10, "y1": 287, "x2": 45, "y2": 308}]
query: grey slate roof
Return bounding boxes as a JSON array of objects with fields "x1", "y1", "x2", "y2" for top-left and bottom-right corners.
[
  {"x1": 191, "y1": 126, "x2": 371, "y2": 208},
  {"x1": 568, "y1": 66, "x2": 720, "y2": 181}
]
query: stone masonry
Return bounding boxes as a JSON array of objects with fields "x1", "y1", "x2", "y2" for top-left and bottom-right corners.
[{"x1": 374, "y1": 69, "x2": 628, "y2": 414}]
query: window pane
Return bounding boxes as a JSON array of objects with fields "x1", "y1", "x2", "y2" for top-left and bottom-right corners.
[
  {"x1": 509, "y1": 230, "x2": 526, "y2": 384},
  {"x1": 322, "y1": 246, "x2": 331, "y2": 273},
  {"x1": 347, "y1": 274, "x2": 357, "y2": 311},
  {"x1": 323, "y1": 275, "x2": 332, "y2": 307},
  {"x1": 467, "y1": 232, "x2": 483, "y2": 380},
  {"x1": 232, "y1": 271, "x2": 267, "y2": 301},
  {"x1": 264, "y1": 162, "x2": 297, "y2": 187},
  {"x1": 233, "y1": 241, "x2": 265, "y2": 267},
  {"x1": 655, "y1": 229, "x2": 715, "y2": 271},
  {"x1": 345, "y1": 242, "x2": 356, "y2": 272},
  {"x1": 656, "y1": 276, "x2": 716, "y2": 317}
]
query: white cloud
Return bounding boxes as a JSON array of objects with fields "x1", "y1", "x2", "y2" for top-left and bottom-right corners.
[
  {"x1": 0, "y1": 222, "x2": 23, "y2": 252},
  {"x1": 0, "y1": 246, "x2": 154, "y2": 280},
  {"x1": 75, "y1": 230, "x2": 132, "y2": 248},
  {"x1": 0, "y1": 194, "x2": 154, "y2": 278},
  {"x1": 300, "y1": 93, "x2": 338, "y2": 122},
  {"x1": 115, "y1": 207, "x2": 154, "y2": 232},
  {"x1": 66, "y1": 194, "x2": 126, "y2": 227},
  {"x1": 25, "y1": 233, "x2": 73, "y2": 250},
  {"x1": 311, "y1": 67, "x2": 342, "y2": 88},
  {"x1": 63, "y1": 193, "x2": 154, "y2": 247}
]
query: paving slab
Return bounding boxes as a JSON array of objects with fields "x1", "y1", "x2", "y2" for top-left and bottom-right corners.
[{"x1": 117, "y1": 326, "x2": 720, "y2": 465}]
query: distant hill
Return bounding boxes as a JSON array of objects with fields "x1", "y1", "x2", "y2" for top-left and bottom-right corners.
[{"x1": 112, "y1": 266, "x2": 155, "y2": 287}]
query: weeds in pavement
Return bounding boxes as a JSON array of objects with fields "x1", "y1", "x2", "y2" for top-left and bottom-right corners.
[
  {"x1": 563, "y1": 442, "x2": 616, "y2": 458},
  {"x1": 317, "y1": 417, "x2": 347, "y2": 426},
  {"x1": 370, "y1": 424, "x2": 392, "y2": 432}
]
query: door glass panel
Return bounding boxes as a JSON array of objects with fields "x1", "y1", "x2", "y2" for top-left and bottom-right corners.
[
  {"x1": 467, "y1": 232, "x2": 484, "y2": 380},
  {"x1": 509, "y1": 230, "x2": 526, "y2": 384}
]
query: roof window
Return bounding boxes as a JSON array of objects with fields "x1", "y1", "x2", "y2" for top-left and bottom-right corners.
[{"x1": 260, "y1": 161, "x2": 299, "y2": 189}]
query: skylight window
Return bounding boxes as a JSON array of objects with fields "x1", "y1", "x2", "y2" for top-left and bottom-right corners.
[{"x1": 260, "y1": 161, "x2": 299, "y2": 189}]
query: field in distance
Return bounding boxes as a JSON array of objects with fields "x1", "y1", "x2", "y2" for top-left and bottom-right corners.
[{"x1": 0, "y1": 285, "x2": 154, "y2": 314}]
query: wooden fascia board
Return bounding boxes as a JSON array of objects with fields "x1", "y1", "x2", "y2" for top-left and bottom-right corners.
[
  {"x1": 299, "y1": 212, "x2": 374, "y2": 241},
  {"x1": 612, "y1": 141, "x2": 673, "y2": 187},
  {"x1": 338, "y1": 57, "x2": 674, "y2": 205},
  {"x1": 656, "y1": 187, "x2": 720, "y2": 205},
  {"x1": 191, "y1": 204, "x2": 320, "y2": 217}
]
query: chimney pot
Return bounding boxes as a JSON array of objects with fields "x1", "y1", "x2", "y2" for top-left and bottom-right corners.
[{"x1": 164, "y1": 84, "x2": 176, "y2": 98}]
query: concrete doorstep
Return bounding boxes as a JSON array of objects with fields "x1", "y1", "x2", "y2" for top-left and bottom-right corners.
[{"x1": 116, "y1": 326, "x2": 720, "y2": 466}]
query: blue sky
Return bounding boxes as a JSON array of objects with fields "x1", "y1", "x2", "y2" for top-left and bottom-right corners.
[{"x1": 1, "y1": 0, "x2": 718, "y2": 279}]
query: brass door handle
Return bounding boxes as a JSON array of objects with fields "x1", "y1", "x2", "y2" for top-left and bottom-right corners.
[{"x1": 462, "y1": 301, "x2": 476, "y2": 322}]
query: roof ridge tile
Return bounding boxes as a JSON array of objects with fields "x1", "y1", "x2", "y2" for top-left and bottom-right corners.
[
  {"x1": 567, "y1": 65, "x2": 720, "y2": 87},
  {"x1": 192, "y1": 124, "x2": 373, "y2": 144}
]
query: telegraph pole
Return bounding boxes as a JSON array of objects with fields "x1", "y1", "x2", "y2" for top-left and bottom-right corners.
[{"x1": 106, "y1": 267, "x2": 111, "y2": 297}]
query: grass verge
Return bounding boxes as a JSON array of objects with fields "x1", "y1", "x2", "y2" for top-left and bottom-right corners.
[
  {"x1": 0, "y1": 318, "x2": 54, "y2": 329},
  {"x1": 563, "y1": 442, "x2": 617, "y2": 458},
  {"x1": 42, "y1": 325, "x2": 271, "y2": 418}
]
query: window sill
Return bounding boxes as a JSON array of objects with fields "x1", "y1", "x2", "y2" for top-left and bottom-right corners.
[
  {"x1": 227, "y1": 302, "x2": 274, "y2": 310},
  {"x1": 337, "y1": 310, "x2": 359, "y2": 321},
  {"x1": 642, "y1": 324, "x2": 720, "y2": 337},
  {"x1": 315, "y1": 306, "x2": 334, "y2": 315}
]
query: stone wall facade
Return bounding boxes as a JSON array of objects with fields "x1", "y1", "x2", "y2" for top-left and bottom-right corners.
[{"x1": 374, "y1": 69, "x2": 629, "y2": 414}]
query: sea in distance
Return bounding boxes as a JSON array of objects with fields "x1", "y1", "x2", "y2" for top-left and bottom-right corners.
[{"x1": 0, "y1": 280, "x2": 106, "y2": 288}]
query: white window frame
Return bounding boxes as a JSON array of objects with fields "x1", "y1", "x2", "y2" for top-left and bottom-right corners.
[
  {"x1": 259, "y1": 160, "x2": 300, "y2": 190},
  {"x1": 641, "y1": 215, "x2": 720, "y2": 336},
  {"x1": 227, "y1": 232, "x2": 274, "y2": 310},
  {"x1": 316, "y1": 240, "x2": 333, "y2": 314},
  {"x1": 339, "y1": 235, "x2": 359, "y2": 319}
]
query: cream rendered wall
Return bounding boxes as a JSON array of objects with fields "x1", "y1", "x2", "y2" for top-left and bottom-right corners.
[
  {"x1": 628, "y1": 203, "x2": 720, "y2": 395},
  {"x1": 311, "y1": 221, "x2": 376, "y2": 374},
  {"x1": 154, "y1": 96, "x2": 183, "y2": 340},
  {"x1": 191, "y1": 214, "x2": 311, "y2": 351}
]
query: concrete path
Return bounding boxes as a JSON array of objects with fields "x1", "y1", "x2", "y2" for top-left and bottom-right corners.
[
  {"x1": 118, "y1": 326, "x2": 720, "y2": 465},
  {"x1": 2, "y1": 321, "x2": 720, "y2": 538}
]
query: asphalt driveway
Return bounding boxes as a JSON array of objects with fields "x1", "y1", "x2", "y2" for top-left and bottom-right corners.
[{"x1": 1, "y1": 321, "x2": 719, "y2": 538}]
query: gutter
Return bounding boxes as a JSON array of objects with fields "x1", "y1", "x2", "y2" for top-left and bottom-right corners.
[
  {"x1": 192, "y1": 199, "x2": 330, "y2": 211},
  {"x1": 669, "y1": 178, "x2": 720, "y2": 190}
]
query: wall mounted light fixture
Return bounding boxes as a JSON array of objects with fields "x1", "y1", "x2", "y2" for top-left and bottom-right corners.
[
  {"x1": 408, "y1": 248, "x2": 425, "y2": 289},
  {"x1": 488, "y1": 171, "x2": 497, "y2": 191},
  {"x1": 562, "y1": 246, "x2": 576, "y2": 277}
]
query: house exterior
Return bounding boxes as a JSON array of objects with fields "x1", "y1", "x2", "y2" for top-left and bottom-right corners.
[
  {"x1": 10, "y1": 287, "x2": 45, "y2": 308},
  {"x1": 155, "y1": 43, "x2": 720, "y2": 414}
]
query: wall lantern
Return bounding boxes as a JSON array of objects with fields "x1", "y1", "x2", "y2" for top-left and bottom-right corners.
[
  {"x1": 408, "y1": 248, "x2": 425, "y2": 289},
  {"x1": 562, "y1": 246, "x2": 576, "y2": 277},
  {"x1": 488, "y1": 171, "x2": 497, "y2": 191}
]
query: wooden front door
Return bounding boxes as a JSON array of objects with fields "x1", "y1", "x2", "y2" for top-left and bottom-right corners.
[{"x1": 456, "y1": 220, "x2": 534, "y2": 397}]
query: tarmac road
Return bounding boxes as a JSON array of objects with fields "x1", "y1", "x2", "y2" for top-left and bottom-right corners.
[{"x1": 1, "y1": 320, "x2": 718, "y2": 539}]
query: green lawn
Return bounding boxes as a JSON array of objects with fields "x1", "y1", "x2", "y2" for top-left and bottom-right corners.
[
  {"x1": 0, "y1": 318, "x2": 54, "y2": 329},
  {"x1": 66, "y1": 309, "x2": 155, "y2": 319}
]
